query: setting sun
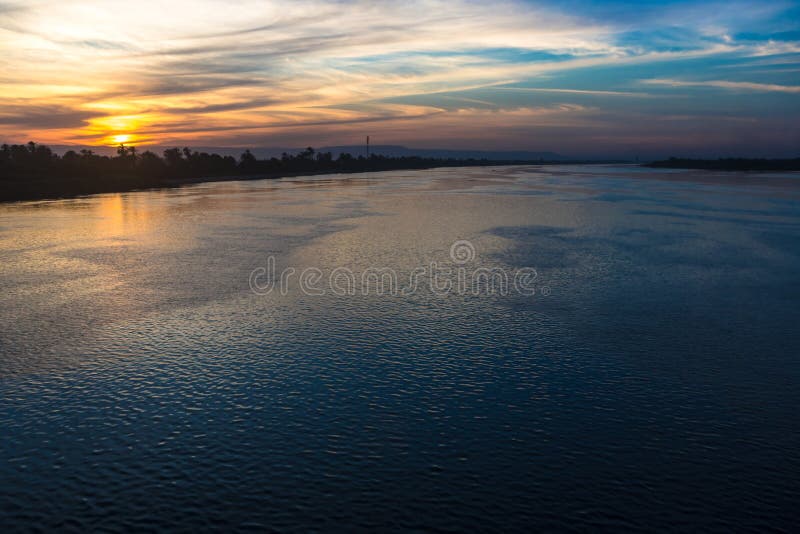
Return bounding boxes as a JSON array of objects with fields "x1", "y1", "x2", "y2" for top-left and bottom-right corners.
[{"x1": 112, "y1": 134, "x2": 131, "y2": 145}]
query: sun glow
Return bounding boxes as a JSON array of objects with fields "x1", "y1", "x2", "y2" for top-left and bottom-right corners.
[{"x1": 0, "y1": 0, "x2": 796, "y2": 155}]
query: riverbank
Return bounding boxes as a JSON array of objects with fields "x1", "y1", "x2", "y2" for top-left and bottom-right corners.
[
  {"x1": 0, "y1": 161, "x2": 522, "y2": 203},
  {"x1": 645, "y1": 157, "x2": 800, "y2": 171},
  {"x1": 4, "y1": 141, "x2": 607, "y2": 202}
]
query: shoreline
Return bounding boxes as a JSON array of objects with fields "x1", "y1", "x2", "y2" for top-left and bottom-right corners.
[
  {"x1": 0, "y1": 163, "x2": 456, "y2": 204},
  {"x1": 5, "y1": 160, "x2": 800, "y2": 204},
  {"x1": 0, "y1": 160, "x2": 598, "y2": 204},
  {"x1": 645, "y1": 157, "x2": 800, "y2": 171}
]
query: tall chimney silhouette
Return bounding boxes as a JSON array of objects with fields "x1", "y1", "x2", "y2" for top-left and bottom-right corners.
[{"x1": 366, "y1": 135, "x2": 370, "y2": 157}]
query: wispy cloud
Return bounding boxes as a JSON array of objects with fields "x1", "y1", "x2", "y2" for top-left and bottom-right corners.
[
  {"x1": 642, "y1": 78, "x2": 800, "y2": 93},
  {"x1": 0, "y1": 0, "x2": 798, "y2": 155},
  {"x1": 495, "y1": 87, "x2": 653, "y2": 97}
]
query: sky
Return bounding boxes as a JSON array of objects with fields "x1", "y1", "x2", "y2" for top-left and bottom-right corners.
[{"x1": 1, "y1": 0, "x2": 799, "y2": 157}]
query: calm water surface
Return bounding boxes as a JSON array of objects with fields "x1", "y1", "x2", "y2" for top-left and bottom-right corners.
[{"x1": 1, "y1": 165, "x2": 799, "y2": 531}]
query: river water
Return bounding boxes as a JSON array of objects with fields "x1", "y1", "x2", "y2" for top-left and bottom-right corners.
[{"x1": 1, "y1": 165, "x2": 799, "y2": 531}]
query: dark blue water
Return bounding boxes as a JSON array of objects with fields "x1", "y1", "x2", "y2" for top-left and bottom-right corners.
[{"x1": 1, "y1": 165, "x2": 799, "y2": 531}]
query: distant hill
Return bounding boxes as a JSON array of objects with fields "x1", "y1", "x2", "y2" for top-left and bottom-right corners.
[{"x1": 319, "y1": 145, "x2": 569, "y2": 161}]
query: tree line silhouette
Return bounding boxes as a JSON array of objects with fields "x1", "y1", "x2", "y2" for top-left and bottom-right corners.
[
  {"x1": 5, "y1": 142, "x2": 796, "y2": 202},
  {"x1": 0, "y1": 141, "x2": 521, "y2": 201}
]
